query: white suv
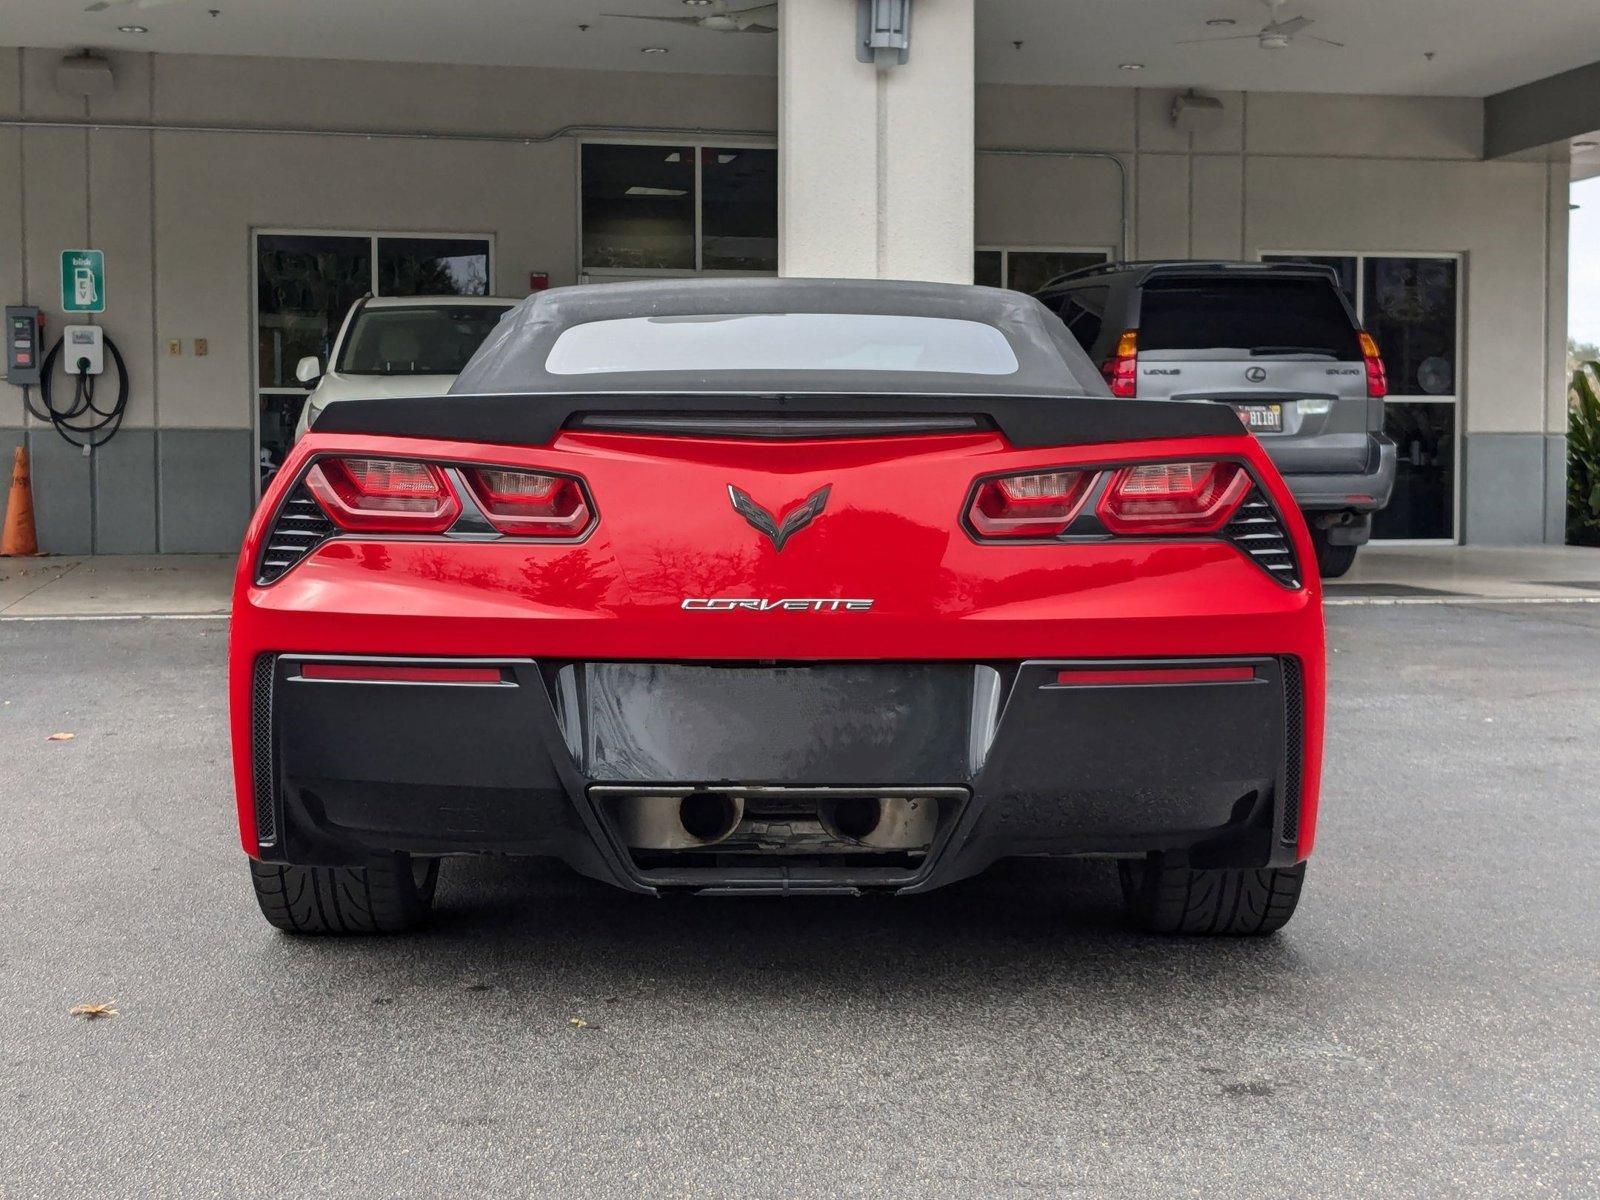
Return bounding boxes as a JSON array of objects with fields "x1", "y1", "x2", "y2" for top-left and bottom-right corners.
[{"x1": 292, "y1": 295, "x2": 517, "y2": 440}]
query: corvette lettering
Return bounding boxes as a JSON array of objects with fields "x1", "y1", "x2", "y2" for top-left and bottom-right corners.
[{"x1": 681, "y1": 598, "x2": 874, "y2": 612}]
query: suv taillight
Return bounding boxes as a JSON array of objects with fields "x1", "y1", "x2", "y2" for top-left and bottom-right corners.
[
  {"x1": 1358, "y1": 331, "x2": 1388, "y2": 399},
  {"x1": 305, "y1": 457, "x2": 461, "y2": 533},
  {"x1": 463, "y1": 467, "x2": 593, "y2": 538},
  {"x1": 1096, "y1": 461, "x2": 1249, "y2": 535},
  {"x1": 1101, "y1": 330, "x2": 1138, "y2": 398}
]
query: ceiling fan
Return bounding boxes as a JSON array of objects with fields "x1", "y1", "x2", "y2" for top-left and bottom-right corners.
[
  {"x1": 1179, "y1": 0, "x2": 1344, "y2": 49},
  {"x1": 83, "y1": 0, "x2": 188, "y2": 12},
  {"x1": 603, "y1": 1, "x2": 778, "y2": 34}
]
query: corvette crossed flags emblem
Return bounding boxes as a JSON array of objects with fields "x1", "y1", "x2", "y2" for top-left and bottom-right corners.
[{"x1": 727, "y1": 484, "x2": 832, "y2": 552}]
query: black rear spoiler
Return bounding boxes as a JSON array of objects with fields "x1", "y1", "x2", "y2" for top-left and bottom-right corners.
[{"x1": 312, "y1": 391, "x2": 1244, "y2": 449}]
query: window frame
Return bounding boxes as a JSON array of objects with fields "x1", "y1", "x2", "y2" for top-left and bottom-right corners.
[
  {"x1": 1257, "y1": 248, "x2": 1465, "y2": 545},
  {"x1": 250, "y1": 226, "x2": 497, "y2": 500},
  {"x1": 576, "y1": 136, "x2": 779, "y2": 282}
]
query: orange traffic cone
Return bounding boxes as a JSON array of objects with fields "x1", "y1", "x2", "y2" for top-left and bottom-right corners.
[{"x1": 2, "y1": 445, "x2": 39, "y2": 556}]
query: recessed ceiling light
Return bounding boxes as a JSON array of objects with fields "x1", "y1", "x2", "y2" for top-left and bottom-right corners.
[
  {"x1": 683, "y1": 0, "x2": 713, "y2": 5},
  {"x1": 1205, "y1": 17, "x2": 1236, "y2": 26},
  {"x1": 117, "y1": 24, "x2": 149, "y2": 33},
  {"x1": 1118, "y1": 62, "x2": 1145, "y2": 71},
  {"x1": 641, "y1": 46, "x2": 669, "y2": 54}
]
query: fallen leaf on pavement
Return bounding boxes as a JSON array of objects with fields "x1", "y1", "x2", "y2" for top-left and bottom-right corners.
[
  {"x1": 47, "y1": 732, "x2": 75, "y2": 741},
  {"x1": 568, "y1": 1016, "x2": 601, "y2": 1030},
  {"x1": 69, "y1": 1002, "x2": 118, "y2": 1020}
]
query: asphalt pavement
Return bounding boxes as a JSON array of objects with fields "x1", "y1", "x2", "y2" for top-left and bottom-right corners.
[{"x1": 1, "y1": 604, "x2": 1596, "y2": 1198}]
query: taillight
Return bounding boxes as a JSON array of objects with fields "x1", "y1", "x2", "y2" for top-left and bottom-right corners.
[
  {"x1": 1100, "y1": 329, "x2": 1138, "y2": 398},
  {"x1": 967, "y1": 470, "x2": 1093, "y2": 539},
  {"x1": 463, "y1": 467, "x2": 593, "y2": 538},
  {"x1": 1358, "y1": 331, "x2": 1388, "y2": 399},
  {"x1": 305, "y1": 457, "x2": 461, "y2": 532},
  {"x1": 1096, "y1": 460, "x2": 1249, "y2": 535}
]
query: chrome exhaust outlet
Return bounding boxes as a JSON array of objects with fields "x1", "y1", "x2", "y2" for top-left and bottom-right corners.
[
  {"x1": 818, "y1": 795, "x2": 937, "y2": 850},
  {"x1": 611, "y1": 790, "x2": 746, "y2": 850}
]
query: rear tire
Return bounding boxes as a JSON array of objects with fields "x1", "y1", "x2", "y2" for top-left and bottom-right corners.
[
  {"x1": 249, "y1": 854, "x2": 439, "y2": 935},
  {"x1": 1118, "y1": 855, "x2": 1305, "y2": 936},
  {"x1": 1309, "y1": 525, "x2": 1359, "y2": 579}
]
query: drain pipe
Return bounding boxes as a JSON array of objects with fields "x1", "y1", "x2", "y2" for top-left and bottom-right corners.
[
  {"x1": 1, "y1": 117, "x2": 1130, "y2": 260},
  {"x1": 0, "y1": 116, "x2": 777, "y2": 147},
  {"x1": 977, "y1": 148, "x2": 1130, "y2": 262}
]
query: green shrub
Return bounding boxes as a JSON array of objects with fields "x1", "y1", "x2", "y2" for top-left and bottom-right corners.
[{"x1": 1571, "y1": 361, "x2": 1600, "y2": 546}]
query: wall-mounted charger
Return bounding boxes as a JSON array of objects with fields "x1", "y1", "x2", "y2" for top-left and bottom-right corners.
[{"x1": 63, "y1": 325, "x2": 105, "y2": 376}]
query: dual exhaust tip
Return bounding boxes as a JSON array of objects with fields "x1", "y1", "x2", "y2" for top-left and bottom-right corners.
[{"x1": 611, "y1": 789, "x2": 936, "y2": 852}]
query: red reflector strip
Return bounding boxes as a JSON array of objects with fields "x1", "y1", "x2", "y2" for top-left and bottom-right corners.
[
  {"x1": 299, "y1": 663, "x2": 505, "y2": 684},
  {"x1": 1052, "y1": 666, "x2": 1256, "y2": 687}
]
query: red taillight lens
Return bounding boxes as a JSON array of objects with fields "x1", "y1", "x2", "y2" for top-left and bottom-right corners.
[
  {"x1": 1053, "y1": 665, "x2": 1256, "y2": 686},
  {"x1": 968, "y1": 470, "x2": 1093, "y2": 539},
  {"x1": 1096, "y1": 460, "x2": 1249, "y2": 535},
  {"x1": 305, "y1": 457, "x2": 461, "y2": 532},
  {"x1": 1100, "y1": 329, "x2": 1138, "y2": 398},
  {"x1": 299, "y1": 662, "x2": 505, "y2": 684},
  {"x1": 1358, "y1": 330, "x2": 1388, "y2": 399},
  {"x1": 464, "y1": 467, "x2": 592, "y2": 538}
]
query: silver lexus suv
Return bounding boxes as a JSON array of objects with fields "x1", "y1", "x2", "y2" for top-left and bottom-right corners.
[{"x1": 1035, "y1": 261, "x2": 1396, "y2": 577}]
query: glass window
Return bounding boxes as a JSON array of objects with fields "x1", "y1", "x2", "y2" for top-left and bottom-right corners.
[
  {"x1": 1262, "y1": 254, "x2": 1358, "y2": 309},
  {"x1": 258, "y1": 393, "x2": 306, "y2": 489},
  {"x1": 255, "y1": 234, "x2": 369, "y2": 388},
  {"x1": 1362, "y1": 257, "x2": 1458, "y2": 396},
  {"x1": 702, "y1": 148, "x2": 777, "y2": 272},
  {"x1": 582, "y1": 144, "x2": 696, "y2": 271},
  {"x1": 1374, "y1": 402, "x2": 1456, "y2": 540},
  {"x1": 1137, "y1": 275, "x2": 1363, "y2": 360},
  {"x1": 974, "y1": 249, "x2": 1109, "y2": 293},
  {"x1": 376, "y1": 237, "x2": 490, "y2": 296},
  {"x1": 337, "y1": 304, "x2": 513, "y2": 375},
  {"x1": 1006, "y1": 251, "x2": 1107, "y2": 295},
  {"x1": 1060, "y1": 287, "x2": 1108, "y2": 355},
  {"x1": 546, "y1": 313, "x2": 1020, "y2": 376},
  {"x1": 974, "y1": 250, "x2": 1003, "y2": 289}
]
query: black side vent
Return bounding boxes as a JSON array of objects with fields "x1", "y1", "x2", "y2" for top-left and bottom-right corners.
[
  {"x1": 1225, "y1": 489, "x2": 1301, "y2": 588},
  {"x1": 257, "y1": 485, "x2": 334, "y2": 584},
  {"x1": 1280, "y1": 655, "x2": 1304, "y2": 847},
  {"x1": 251, "y1": 654, "x2": 278, "y2": 848}
]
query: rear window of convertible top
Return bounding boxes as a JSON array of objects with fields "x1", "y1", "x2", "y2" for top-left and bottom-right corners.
[{"x1": 543, "y1": 313, "x2": 1021, "y2": 376}]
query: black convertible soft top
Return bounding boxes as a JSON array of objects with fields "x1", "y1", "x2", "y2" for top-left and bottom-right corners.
[
  {"x1": 313, "y1": 278, "x2": 1244, "y2": 447},
  {"x1": 450, "y1": 277, "x2": 1107, "y2": 397}
]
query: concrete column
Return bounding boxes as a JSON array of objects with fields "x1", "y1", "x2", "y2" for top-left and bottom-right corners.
[{"x1": 778, "y1": 0, "x2": 974, "y2": 283}]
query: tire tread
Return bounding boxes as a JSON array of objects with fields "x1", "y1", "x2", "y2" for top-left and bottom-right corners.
[
  {"x1": 248, "y1": 855, "x2": 437, "y2": 935},
  {"x1": 1120, "y1": 856, "x2": 1306, "y2": 936}
]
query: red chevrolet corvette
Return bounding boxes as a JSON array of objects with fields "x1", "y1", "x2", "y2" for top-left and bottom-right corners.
[{"x1": 230, "y1": 279, "x2": 1324, "y2": 936}]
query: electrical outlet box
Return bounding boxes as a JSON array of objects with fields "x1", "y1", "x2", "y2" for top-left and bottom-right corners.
[
  {"x1": 64, "y1": 325, "x2": 105, "y2": 376},
  {"x1": 5, "y1": 306, "x2": 42, "y2": 385}
]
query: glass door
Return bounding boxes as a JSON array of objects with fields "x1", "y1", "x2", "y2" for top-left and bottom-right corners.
[
  {"x1": 252, "y1": 230, "x2": 493, "y2": 491},
  {"x1": 1262, "y1": 251, "x2": 1462, "y2": 542}
]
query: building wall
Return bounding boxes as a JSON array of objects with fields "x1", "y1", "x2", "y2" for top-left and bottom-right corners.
[{"x1": 0, "y1": 46, "x2": 1570, "y2": 551}]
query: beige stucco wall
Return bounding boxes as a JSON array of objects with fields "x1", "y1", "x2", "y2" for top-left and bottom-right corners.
[{"x1": 0, "y1": 44, "x2": 1573, "y2": 546}]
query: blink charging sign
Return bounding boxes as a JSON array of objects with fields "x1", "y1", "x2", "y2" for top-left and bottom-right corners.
[{"x1": 60, "y1": 249, "x2": 105, "y2": 314}]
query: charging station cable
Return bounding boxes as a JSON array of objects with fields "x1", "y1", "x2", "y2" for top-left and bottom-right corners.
[{"x1": 26, "y1": 331, "x2": 130, "y2": 451}]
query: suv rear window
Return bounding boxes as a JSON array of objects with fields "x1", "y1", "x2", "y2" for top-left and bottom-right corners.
[
  {"x1": 338, "y1": 305, "x2": 512, "y2": 375},
  {"x1": 1137, "y1": 275, "x2": 1361, "y2": 360}
]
